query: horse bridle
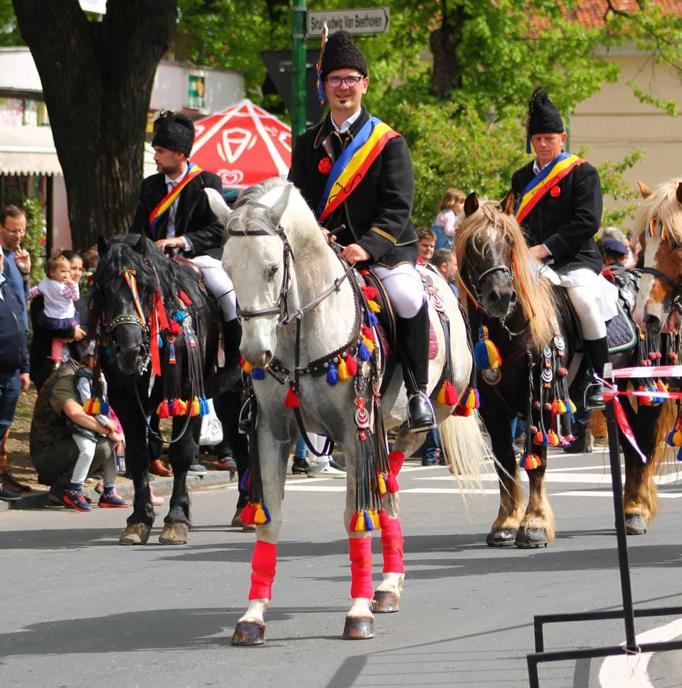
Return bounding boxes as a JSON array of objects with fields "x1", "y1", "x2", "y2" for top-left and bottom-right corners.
[{"x1": 226, "y1": 224, "x2": 356, "y2": 325}]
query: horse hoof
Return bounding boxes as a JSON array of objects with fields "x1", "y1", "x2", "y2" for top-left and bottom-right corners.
[
  {"x1": 486, "y1": 528, "x2": 517, "y2": 547},
  {"x1": 119, "y1": 522, "x2": 151, "y2": 546},
  {"x1": 343, "y1": 616, "x2": 374, "y2": 640},
  {"x1": 372, "y1": 590, "x2": 400, "y2": 613},
  {"x1": 625, "y1": 514, "x2": 647, "y2": 535},
  {"x1": 231, "y1": 621, "x2": 265, "y2": 646},
  {"x1": 515, "y1": 527, "x2": 548, "y2": 548},
  {"x1": 159, "y1": 522, "x2": 189, "y2": 545}
]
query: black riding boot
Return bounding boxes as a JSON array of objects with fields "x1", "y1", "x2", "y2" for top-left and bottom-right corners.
[
  {"x1": 223, "y1": 318, "x2": 242, "y2": 368},
  {"x1": 396, "y1": 302, "x2": 436, "y2": 433},
  {"x1": 584, "y1": 336, "x2": 609, "y2": 409}
]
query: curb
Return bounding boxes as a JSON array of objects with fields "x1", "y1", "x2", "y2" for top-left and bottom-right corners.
[{"x1": 1, "y1": 470, "x2": 237, "y2": 512}]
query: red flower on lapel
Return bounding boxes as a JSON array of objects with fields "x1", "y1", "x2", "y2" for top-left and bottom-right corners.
[
  {"x1": 550, "y1": 185, "x2": 561, "y2": 198},
  {"x1": 318, "y1": 157, "x2": 332, "y2": 174}
]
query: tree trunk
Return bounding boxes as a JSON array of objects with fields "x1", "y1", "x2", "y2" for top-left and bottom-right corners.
[
  {"x1": 12, "y1": 0, "x2": 177, "y2": 249},
  {"x1": 429, "y1": 2, "x2": 466, "y2": 99}
]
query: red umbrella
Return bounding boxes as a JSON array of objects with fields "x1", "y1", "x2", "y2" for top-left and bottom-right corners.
[{"x1": 191, "y1": 99, "x2": 292, "y2": 189}]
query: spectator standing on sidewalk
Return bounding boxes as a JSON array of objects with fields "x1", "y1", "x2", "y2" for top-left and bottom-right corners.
[{"x1": 0, "y1": 247, "x2": 31, "y2": 501}]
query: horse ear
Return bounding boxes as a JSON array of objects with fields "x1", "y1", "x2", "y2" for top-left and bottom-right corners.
[
  {"x1": 500, "y1": 190, "x2": 515, "y2": 215},
  {"x1": 464, "y1": 192, "x2": 479, "y2": 217},
  {"x1": 637, "y1": 181, "x2": 652, "y2": 199},
  {"x1": 268, "y1": 183, "x2": 293, "y2": 227},
  {"x1": 677, "y1": 182, "x2": 682, "y2": 206},
  {"x1": 97, "y1": 234, "x2": 109, "y2": 257},
  {"x1": 205, "y1": 187, "x2": 232, "y2": 228},
  {"x1": 133, "y1": 233, "x2": 147, "y2": 254}
]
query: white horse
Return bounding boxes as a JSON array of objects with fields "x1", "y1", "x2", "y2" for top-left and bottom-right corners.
[{"x1": 209, "y1": 178, "x2": 487, "y2": 645}]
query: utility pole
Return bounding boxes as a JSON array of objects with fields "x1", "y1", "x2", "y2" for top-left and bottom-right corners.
[{"x1": 291, "y1": 0, "x2": 307, "y2": 136}]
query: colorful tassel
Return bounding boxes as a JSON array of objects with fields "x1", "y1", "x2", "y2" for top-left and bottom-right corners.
[
  {"x1": 474, "y1": 326, "x2": 502, "y2": 370},
  {"x1": 547, "y1": 430, "x2": 560, "y2": 447},
  {"x1": 168, "y1": 337, "x2": 176, "y2": 365},
  {"x1": 346, "y1": 352, "x2": 359, "y2": 376},
  {"x1": 388, "y1": 450, "x2": 405, "y2": 476},
  {"x1": 362, "y1": 336, "x2": 375, "y2": 353},
  {"x1": 190, "y1": 397, "x2": 200, "y2": 416},
  {"x1": 284, "y1": 385, "x2": 300, "y2": 409},
  {"x1": 337, "y1": 357, "x2": 350, "y2": 381},
  {"x1": 358, "y1": 341, "x2": 371, "y2": 361},
  {"x1": 386, "y1": 472, "x2": 399, "y2": 494},
  {"x1": 362, "y1": 325, "x2": 375, "y2": 343},
  {"x1": 253, "y1": 503, "x2": 271, "y2": 525},
  {"x1": 465, "y1": 387, "x2": 479, "y2": 409},
  {"x1": 251, "y1": 367, "x2": 265, "y2": 380},
  {"x1": 377, "y1": 472, "x2": 387, "y2": 497},
  {"x1": 326, "y1": 361, "x2": 338, "y2": 385},
  {"x1": 360, "y1": 286, "x2": 378, "y2": 300},
  {"x1": 239, "y1": 470, "x2": 251, "y2": 491},
  {"x1": 520, "y1": 452, "x2": 542, "y2": 470},
  {"x1": 84, "y1": 397, "x2": 101, "y2": 415},
  {"x1": 172, "y1": 309, "x2": 188, "y2": 323},
  {"x1": 367, "y1": 299, "x2": 381, "y2": 313},
  {"x1": 199, "y1": 396, "x2": 209, "y2": 415},
  {"x1": 379, "y1": 508, "x2": 390, "y2": 529},
  {"x1": 239, "y1": 502, "x2": 257, "y2": 525},
  {"x1": 363, "y1": 511, "x2": 375, "y2": 531},
  {"x1": 157, "y1": 400, "x2": 171, "y2": 419},
  {"x1": 242, "y1": 360, "x2": 253, "y2": 374}
]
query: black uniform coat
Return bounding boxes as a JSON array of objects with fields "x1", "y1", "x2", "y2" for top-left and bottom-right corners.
[
  {"x1": 131, "y1": 169, "x2": 224, "y2": 260},
  {"x1": 289, "y1": 108, "x2": 418, "y2": 268},
  {"x1": 511, "y1": 158, "x2": 603, "y2": 274}
]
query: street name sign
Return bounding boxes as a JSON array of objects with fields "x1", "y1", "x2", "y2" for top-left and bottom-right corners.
[{"x1": 306, "y1": 7, "x2": 390, "y2": 37}]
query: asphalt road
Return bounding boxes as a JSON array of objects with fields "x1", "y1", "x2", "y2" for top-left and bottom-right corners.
[{"x1": 1, "y1": 449, "x2": 681, "y2": 688}]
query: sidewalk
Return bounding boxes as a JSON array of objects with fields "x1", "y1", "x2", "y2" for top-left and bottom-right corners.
[{"x1": 0, "y1": 469, "x2": 237, "y2": 512}]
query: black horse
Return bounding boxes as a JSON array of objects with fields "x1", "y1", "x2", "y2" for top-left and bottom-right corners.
[
  {"x1": 456, "y1": 195, "x2": 675, "y2": 547},
  {"x1": 91, "y1": 233, "x2": 243, "y2": 545}
]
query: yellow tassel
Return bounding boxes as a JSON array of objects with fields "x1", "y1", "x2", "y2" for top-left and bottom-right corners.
[
  {"x1": 377, "y1": 473, "x2": 387, "y2": 496},
  {"x1": 466, "y1": 388, "x2": 477, "y2": 409},
  {"x1": 437, "y1": 382, "x2": 447, "y2": 406},
  {"x1": 354, "y1": 513, "x2": 366, "y2": 532},
  {"x1": 190, "y1": 397, "x2": 200, "y2": 416},
  {"x1": 569, "y1": 399, "x2": 577, "y2": 413},
  {"x1": 362, "y1": 336, "x2": 375, "y2": 352},
  {"x1": 176, "y1": 399, "x2": 188, "y2": 416},
  {"x1": 558, "y1": 400, "x2": 567, "y2": 413},
  {"x1": 371, "y1": 510, "x2": 380, "y2": 529},
  {"x1": 485, "y1": 339, "x2": 501, "y2": 368},
  {"x1": 254, "y1": 505, "x2": 268, "y2": 525},
  {"x1": 337, "y1": 357, "x2": 350, "y2": 381},
  {"x1": 673, "y1": 430, "x2": 682, "y2": 446},
  {"x1": 84, "y1": 397, "x2": 100, "y2": 415},
  {"x1": 242, "y1": 360, "x2": 253, "y2": 374},
  {"x1": 368, "y1": 299, "x2": 381, "y2": 313}
]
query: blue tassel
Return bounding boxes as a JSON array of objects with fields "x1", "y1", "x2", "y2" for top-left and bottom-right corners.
[
  {"x1": 239, "y1": 469, "x2": 251, "y2": 491},
  {"x1": 251, "y1": 367, "x2": 265, "y2": 380},
  {"x1": 157, "y1": 334, "x2": 164, "y2": 349},
  {"x1": 363, "y1": 510, "x2": 374, "y2": 531},
  {"x1": 326, "y1": 361, "x2": 338, "y2": 385},
  {"x1": 358, "y1": 341, "x2": 370, "y2": 361},
  {"x1": 199, "y1": 396, "x2": 209, "y2": 415},
  {"x1": 261, "y1": 504, "x2": 272, "y2": 524},
  {"x1": 364, "y1": 310, "x2": 378, "y2": 327},
  {"x1": 677, "y1": 447, "x2": 682, "y2": 462},
  {"x1": 172, "y1": 309, "x2": 188, "y2": 323},
  {"x1": 474, "y1": 340, "x2": 490, "y2": 369}
]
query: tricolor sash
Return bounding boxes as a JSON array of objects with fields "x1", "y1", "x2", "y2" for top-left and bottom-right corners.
[
  {"x1": 514, "y1": 153, "x2": 584, "y2": 224},
  {"x1": 317, "y1": 116, "x2": 399, "y2": 222},
  {"x1": 149, "y1": 163, "x2": 203, "y2": 238}
]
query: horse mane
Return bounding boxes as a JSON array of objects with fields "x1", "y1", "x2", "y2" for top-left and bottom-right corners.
[
  {"x1": 456, "y1": 200, "x2": 557, "y2": 348},
  {"x1": 92, "y1": 234, "x2": 195, "y2": 309},
  {"x1": 633, "y1": 177, "x2": 682, "y2": 244}
]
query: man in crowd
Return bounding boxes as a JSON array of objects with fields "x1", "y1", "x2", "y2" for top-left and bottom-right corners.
[
  {"x1": 431, "y1": 248, "x2": 459, "y2": 296},
  {"x1": 289, "y1": 30, "x2": 434, "y2": 432},
  {"x1": 0, "y1": 247, "x2": 31, "y2": 500}
]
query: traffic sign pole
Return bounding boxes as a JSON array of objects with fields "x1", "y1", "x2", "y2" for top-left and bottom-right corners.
[{"x1": 292, "y1": 0, "x2": 307, "y2": 137}]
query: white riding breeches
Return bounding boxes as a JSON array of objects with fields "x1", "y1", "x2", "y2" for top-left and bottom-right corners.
[
  {"x1": 559, "y1": 268, "x2": 610, "y2": 340},
  {"x1": 189, "y1": 255, "x2": 237, "y2": 321},
  {"x1": 372, "y1": 263, "x2": 424, "y2": 319}
]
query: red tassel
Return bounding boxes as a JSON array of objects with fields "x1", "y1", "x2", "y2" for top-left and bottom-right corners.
[
  {"x1": 386, "y1": 472, "x2": 399, "y2": 494},
  {"x1": 284, "y1": 385, "x2": 300, "y2": 409},
  {"x1": 345, "y1": 353, "x2": 358, "y2": 377},
  {"x1": 348, "y1": 512, "x2": 360, "y2": 531},
  {"x1": 157, "y1": 400, "x2": 170, "y2": 419},
  {"x1": 444, "y1": 380, "x2": 457, "y2": 405},
  {"x1": 178, "y1": 290, "x2": 193, "y2": 307},
  {"x1": 388, "y1": 450, "x2": 404, "y2": 476},
  {"x1": 378, "y1": 509, "x2": 390, "y2": 529},
  {"x1": 239, "y1": 503, "x2": 257, "y2": 525},
  {"x1": 360, "y1": 286, "x2": 378, "y2": 300},
  {"x1": 361, "y1": 324, "x2": 375, "y2": 342}
]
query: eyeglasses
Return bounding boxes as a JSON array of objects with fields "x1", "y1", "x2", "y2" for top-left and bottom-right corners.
[{"x1": 325, "y1": 75, "x2": 365, "y2": 88}]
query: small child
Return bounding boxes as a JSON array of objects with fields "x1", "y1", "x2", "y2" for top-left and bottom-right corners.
[
  {"x1": 432, "y1": 188, "x2": 465, "y2": 250},
  {"x1": 28, "y1": 254, "x2": 80, "y2": 365},
  {"x1": 62, "y1": 344, "x2": 128, "y2": 511}
]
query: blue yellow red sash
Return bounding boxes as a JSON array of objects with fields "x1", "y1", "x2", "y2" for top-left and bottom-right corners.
[
  {"x1": 514, "y1": 153, "x2": 584, "y2": 224},
  {"x1": 149, "y1": 163, "x2": 203, "y2": 237},
  {"x1": 317, "y1": 116, "x2": 399, "y2": 222}
]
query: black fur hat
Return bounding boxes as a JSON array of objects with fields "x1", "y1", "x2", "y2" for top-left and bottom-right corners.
[
  {"x1": 526, "y1": 89, "x2": 564, "y2": 139},
  {"x1": 320, "y1": 30, "x2": 368, "y2": 78},
  {"x1": 152, "y1": 111, "x2": 195, "y2": 157}
]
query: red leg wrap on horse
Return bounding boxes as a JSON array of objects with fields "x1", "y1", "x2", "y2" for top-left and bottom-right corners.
[
  {"x1": 249, "y1": 540, "x2": 277, "y2": 600},
  {"x1": 349, "y1": 536, "x2": 373, "y2": 599},
  {"x1": 381, "y1": 516, "x2": 405, "y2": 574}
]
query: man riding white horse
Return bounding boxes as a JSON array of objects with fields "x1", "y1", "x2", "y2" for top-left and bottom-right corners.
[
  {"x1": 288, "y1": 30, "x2": 434, "y2": 432},
  {"x1": 511, "y1": 89, "x2": 612, "y2": 416}
]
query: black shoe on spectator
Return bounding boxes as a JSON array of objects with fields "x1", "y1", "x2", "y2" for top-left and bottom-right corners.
[
  {"x1": 188, "y1": 463, "x2": 208, "y2": 476},
  {"x1": 291, "y1": 458, "x2": 310, "y2": 474}
]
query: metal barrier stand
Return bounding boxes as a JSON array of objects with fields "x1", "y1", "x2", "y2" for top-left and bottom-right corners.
[{"x1": 526, "y1": 365, "x2": 682, "y2": 687}]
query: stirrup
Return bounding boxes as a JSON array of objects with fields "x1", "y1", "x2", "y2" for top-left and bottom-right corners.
[
  {"x1": 406, "y1": 391, "x2": 436, "y2": 433},
  {"x1": 584, "y1": 380, "x2": 605, "y2": 410}
]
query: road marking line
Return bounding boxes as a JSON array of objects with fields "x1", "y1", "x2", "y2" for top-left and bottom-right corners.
[{"x1": 599, "y1": 618, "x2": 682, "y2": 688}]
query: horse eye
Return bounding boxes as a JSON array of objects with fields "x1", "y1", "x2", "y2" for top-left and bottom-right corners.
[{"x1": 267, "y1": 265, "x2": 279, "y2": 279}]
